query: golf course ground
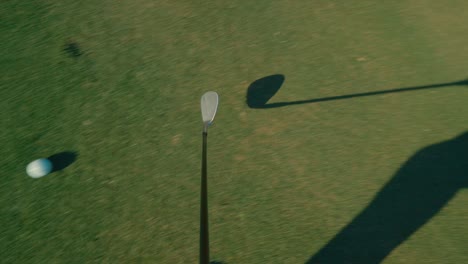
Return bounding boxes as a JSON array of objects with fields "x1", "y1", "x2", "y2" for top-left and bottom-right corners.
[{"x1": 1, "y1": 1, "x2": 467, "y2": 263}]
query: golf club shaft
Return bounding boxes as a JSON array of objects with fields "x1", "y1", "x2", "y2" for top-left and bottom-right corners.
[{"x1": 200, "y1": 131, "x2": 209, "y2": 264}]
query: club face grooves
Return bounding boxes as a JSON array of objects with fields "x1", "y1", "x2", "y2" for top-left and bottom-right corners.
[{"x1": 201, "y1": 91, "x2": 219, "y2": 126}]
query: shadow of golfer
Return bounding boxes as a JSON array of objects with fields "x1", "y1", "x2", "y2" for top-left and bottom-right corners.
[
  {"x1": 246, "y1": 75, "x2": 468, "y2": 108},
  {"x1": 47, "y1": 151, "x2": 78, "y2": 172},
  {"x1": 306, "y1": 132, "x2": 468, "y2": 264}
]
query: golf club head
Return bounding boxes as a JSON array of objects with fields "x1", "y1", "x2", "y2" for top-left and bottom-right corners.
[
  {"x1": 246, "y1": 74, "x2": 284, "y2": 108},
  {"x1": 201, "y1": 91, "x2": 219, "y2": 129}
]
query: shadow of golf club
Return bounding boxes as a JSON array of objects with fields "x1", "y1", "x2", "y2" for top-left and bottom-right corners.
[
  {"x1": 47, "y1": 151, "x2": 78, "y2": 172},
  {"x1": 246, "y1": 74, "x2": 285, "y2": 108},
  {"x1": 306, "y1": 132, "x2": 468, "y2": 264},
  {"x1": 246, "y1": 75, "x2": 468, "y2": 108}
]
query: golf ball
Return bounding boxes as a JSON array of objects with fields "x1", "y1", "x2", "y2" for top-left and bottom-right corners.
[{"x1": 26, "y1": 158, "x2": 53, "y2": 178}]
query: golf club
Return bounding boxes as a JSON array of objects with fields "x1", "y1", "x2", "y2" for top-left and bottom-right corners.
[{"x1": 200, "y1": 91, "x2": 219, "y2": 264}]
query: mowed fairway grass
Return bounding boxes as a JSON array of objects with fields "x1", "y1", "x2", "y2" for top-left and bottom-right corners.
[{"x1": 1, "y1": 1, "x2": 468, "y2": 263}]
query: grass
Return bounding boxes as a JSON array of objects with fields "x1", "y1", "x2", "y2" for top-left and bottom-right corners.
[{"x1": 1, "y1": 1, "x2": 467, "y2": 263}]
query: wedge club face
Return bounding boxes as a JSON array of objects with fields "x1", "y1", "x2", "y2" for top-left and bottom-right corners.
[{"x1": 201, "y1": 91, "x2": 219, "y2": 130}]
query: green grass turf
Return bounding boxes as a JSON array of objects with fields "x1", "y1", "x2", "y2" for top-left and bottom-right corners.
[{"x1": 1, "y1": 1, "x2": 467, "y2": 263}]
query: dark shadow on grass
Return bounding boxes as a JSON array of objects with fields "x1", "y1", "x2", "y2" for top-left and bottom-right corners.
[
  {"x1": 306, "y1": 132, "x2": 468, "y2": 264},
  {"x1": 48, "y1": 151, "x2": 78, "y2": 172},
  {"x1": 64, "y1": 41, "x2": 82, "y2": 58},
  {"x1": 247, "y1": 74, "x2": 284, "y2": 108},
  {"x1": 246, "y1": 75, "x2": 468, "y2": 108},
  {"x1": 210, "y1": 261, "x2": 225, "y2": 264}
]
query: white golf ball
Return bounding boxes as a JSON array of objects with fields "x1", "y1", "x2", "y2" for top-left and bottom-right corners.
[{"x1": 26, "y1": 158, "x2": 53, "y2": 178}]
